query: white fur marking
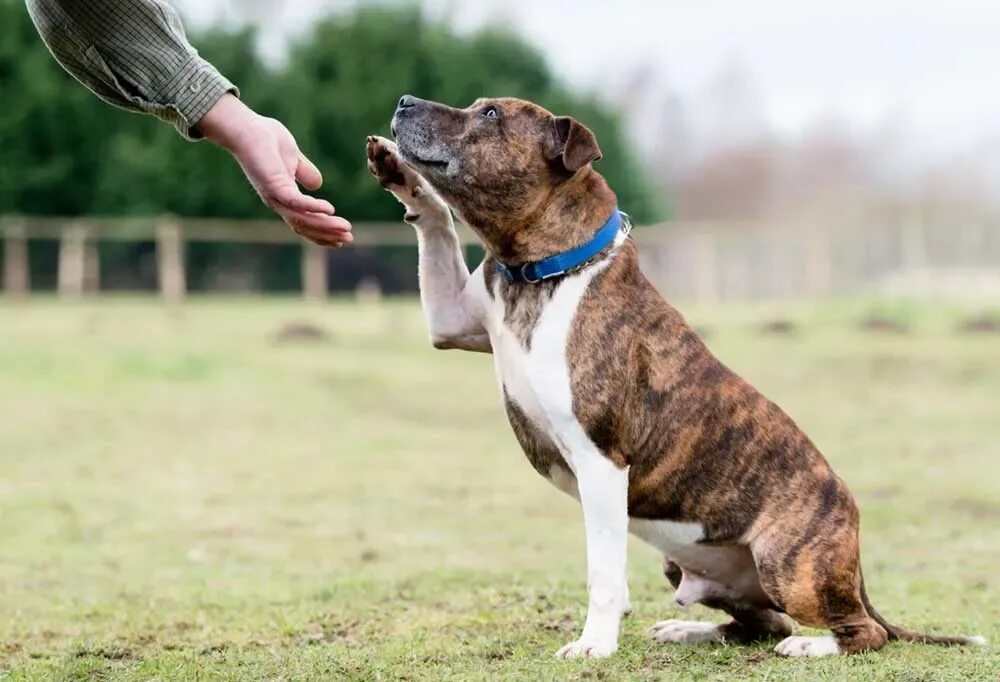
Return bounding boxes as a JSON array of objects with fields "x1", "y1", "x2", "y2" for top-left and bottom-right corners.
[
  {"x1": 487, "y1": 253, "x2": 628, "y2": 659},
  {"x1": 649, "y1": 620, "x2": 724, "y2": 644},
  {"x1": 629, "y1": 518, "x2": 704, "y2": 554},
  {"x1": 774, "y1": 635, "x2": 840, "y2": 657}
]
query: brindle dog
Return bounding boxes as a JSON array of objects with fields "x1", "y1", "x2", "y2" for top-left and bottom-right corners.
[{"x1": 365, "y1": 95, "x2": 984, "y2": 660}]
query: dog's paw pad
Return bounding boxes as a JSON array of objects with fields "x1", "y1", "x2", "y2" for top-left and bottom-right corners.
[
  {"x1": 365, "y1": 136, "x2": 407, "y2": 187},
  {"x1": 554, "y1": 639, "x2": 617, "y2": 659},
  {"x1": 649, "y1": 620, "x2": 724, "y2": 644},
  {"x1": 774, "y1": 635, "x2": 840, "y2": 657}
]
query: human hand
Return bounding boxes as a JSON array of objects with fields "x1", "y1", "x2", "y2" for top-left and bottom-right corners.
[{"x1": 198, "y1": 94, "x2": 352, "y2": 247}]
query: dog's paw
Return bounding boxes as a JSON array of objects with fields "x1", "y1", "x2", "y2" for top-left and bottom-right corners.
[
  {"x1": 649, "y1": 620, "x2": 724, "y2": 644},
  {"x1": 366, "y1": 136, "x2": 418, "y2": 190},
  {"x1": 774, "y1": 635, "x2": 840, "y2": 657},
  {"x1": 366, "y1": 135, "x2": 447, "y2": 224},
  {"x1": 554, "y1": 638, "x2": 617, "y2": 659}
]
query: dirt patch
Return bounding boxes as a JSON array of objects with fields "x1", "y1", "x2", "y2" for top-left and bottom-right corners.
[
  {"x1": 951, "y1": 499, "x2": 1000, "y2": 520},
  {"x1": 743, "y1": 651, "x2": 770, "y2": 665},
  {"x1": 865, "y1": 486, "x2": 901, "y2": 501},
  {"x1": 859, "y1": 315, "x2": 910, "y2": 334},
  {"x1": 73, "y1": 645, "x2": 133, "y2": 661},
  {"x1": 540, "y1": 612, "x2": 576, "y2": 634},
  {"x1": 482, "y1": 643, "x2": 514, "y2": 661},
  {"x1": 759, "y1": 319, "x2": 796, "y2": 335},
  {"x1": 293, "y1": 617, "x2": 362, "y2": 647},
  {"x1": 958, "y1": 313, "x2": 1000, "y2": 334},
  {"x1": 0, "y1": 642, "x2": 22, "y2": 659},
  {"x1": 272, "y1": 322, "x2": 331, "y2": 344}
]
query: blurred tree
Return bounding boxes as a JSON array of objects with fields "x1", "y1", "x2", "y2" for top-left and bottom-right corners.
[
  {"x1": 0, "y1": 1, "x2": 661, "y2": 289},
  {"x1": 274, "y1": 8, "x2": 659, "y2": 223}
]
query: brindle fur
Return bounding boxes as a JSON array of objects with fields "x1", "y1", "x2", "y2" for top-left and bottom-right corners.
[{"x1": 372, "y1": 95, "x2": 981, "y2": 656}]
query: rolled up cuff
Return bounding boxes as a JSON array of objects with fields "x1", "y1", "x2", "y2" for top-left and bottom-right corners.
[{"x1": 158, "y1": 54, "x2": 239, "y2": 140}]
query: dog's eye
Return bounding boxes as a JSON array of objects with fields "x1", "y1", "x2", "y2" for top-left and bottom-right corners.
[{"x1": 483, "y1": 106, "x2": 499, "y2": 119}]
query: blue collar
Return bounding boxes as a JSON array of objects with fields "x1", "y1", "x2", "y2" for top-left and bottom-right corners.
[{"x1": 495, "y1": 209, "x2": 627, "y2": 284}]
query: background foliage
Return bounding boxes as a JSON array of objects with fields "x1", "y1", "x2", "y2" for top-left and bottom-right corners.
[{"x1": 0, "y1": 1, "x2": 660, "y2": 290}]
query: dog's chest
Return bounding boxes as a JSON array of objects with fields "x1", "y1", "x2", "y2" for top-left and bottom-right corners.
[
  {"x1": 473, "y1": 257, "x2": 717, "y2": 567},
  {"x1": 482, "y1": 264, "x2": 610, "y2": 477}
]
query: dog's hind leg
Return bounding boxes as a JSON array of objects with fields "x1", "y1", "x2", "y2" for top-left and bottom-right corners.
[
  {"x1": 650, "y1": 608, "x2": 792, "y2": 645},
  {"x1": 651, "y1": 559, "x2": 792, "y2": 645},
  {"x1": 750, "y1": 481, "x2": 888, "y2": 657}
]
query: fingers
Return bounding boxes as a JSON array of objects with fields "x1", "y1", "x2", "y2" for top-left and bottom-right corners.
[
  {"x1": 295, "y1": 153, "x2": 323, "y2": 191},
  {"x1": 264, "y1": 182, "x2": 352, "y2": 247},
  {"x1": 271, "y1": 184, "x2": 335, "y2": 215},
  {"x1": 275, "y1": 205, "x2": 353, "y2": 247}
]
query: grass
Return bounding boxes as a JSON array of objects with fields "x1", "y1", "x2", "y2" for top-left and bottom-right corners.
[{"x1": 0, "y1": 295, "x2": 997, "y2": 681}]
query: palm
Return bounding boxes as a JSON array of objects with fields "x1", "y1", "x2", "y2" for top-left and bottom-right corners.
[{"x1": 232, "y1": 116, "x2": 352, "y2": 247}]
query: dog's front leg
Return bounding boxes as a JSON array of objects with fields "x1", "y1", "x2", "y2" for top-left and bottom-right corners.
[
  {"x1": 367, "y1": 136, "x2": 490, "y2": 353},
  {"x1": 556, "y1": 456, "x2": 629, "y2": 659}
]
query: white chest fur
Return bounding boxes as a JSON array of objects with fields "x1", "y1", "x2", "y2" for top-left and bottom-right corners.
[{"x1": 483, "y1": 261, "x2": 609, "y2": 475}]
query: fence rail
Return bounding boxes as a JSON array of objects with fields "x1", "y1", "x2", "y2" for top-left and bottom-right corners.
[
  {"x1": 3, "y1": 211, "x2": 1000, "y2": 301},
  {"x1": 0, "y1": 216, "x2": 445, "y2": 300}
]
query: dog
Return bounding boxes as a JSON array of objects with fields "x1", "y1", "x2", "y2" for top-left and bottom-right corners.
[{"x1": 364, "y1": 94, "x2": 985, "y2": 659}]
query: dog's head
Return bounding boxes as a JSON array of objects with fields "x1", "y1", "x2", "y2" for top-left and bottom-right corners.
[{"x1": 391, "y1": 95, "x2": 604, "y2": 253}]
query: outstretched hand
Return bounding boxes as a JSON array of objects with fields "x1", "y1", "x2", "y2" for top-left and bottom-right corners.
[{"x1": 198, "y1": 94, "x2": 352, "y2": 247}]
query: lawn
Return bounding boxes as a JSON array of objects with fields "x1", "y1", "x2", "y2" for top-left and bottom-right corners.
[{"x1": 0, "y1": 296, "x2": 997, "y2": 681}]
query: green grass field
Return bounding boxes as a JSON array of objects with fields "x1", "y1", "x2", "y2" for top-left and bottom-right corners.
[{"x1": 0, "y1": 296, "x2": 997, "y2": 681}]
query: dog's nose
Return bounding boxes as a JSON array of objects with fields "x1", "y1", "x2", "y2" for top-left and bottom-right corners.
[{"x1": 398, "y1": 94, "x2": 419, "y2": 110}]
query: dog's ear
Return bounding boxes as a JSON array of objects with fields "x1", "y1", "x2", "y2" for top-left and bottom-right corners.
[{"x1": 549, "y1": 116, "x2": 602, "y2": 173}]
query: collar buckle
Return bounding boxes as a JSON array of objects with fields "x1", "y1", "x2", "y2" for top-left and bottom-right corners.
[
  {"x1": 620, "y1": 211, "x2": 633, "y2": 237},
  {"x1": 520, "y1": 263, "x2": 543, "y2": 284}
]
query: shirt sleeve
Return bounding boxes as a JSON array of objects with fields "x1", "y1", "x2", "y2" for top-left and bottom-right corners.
[{"x1": 25, "y1": 0, "x2": 239, "y2": 140}]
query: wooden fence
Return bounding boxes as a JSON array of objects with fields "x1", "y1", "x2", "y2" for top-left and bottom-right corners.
[
  {"x1": 632, "y1": 209, "x2": 1000, "y2": 301},
  {"x1": 0, "y1": 216, "x2": 429, "y2": 301},
  {"x1": 3, "y1": 211, "x2": 1000, "y2": 301}
]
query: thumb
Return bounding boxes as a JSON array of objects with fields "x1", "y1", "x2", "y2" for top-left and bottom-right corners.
[{"x1": 296, "y1": 153, "x2": 323, "y2": 190}]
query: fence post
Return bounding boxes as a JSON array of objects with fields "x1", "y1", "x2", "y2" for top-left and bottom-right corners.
[
  {"x1": 57, "y1": 223, "x2": 87, "y2": 298},
  {"x1": 901, "y1": 207, "x2": 927, "y2": 271},
  {"x1": 806, "y1": 219, "x2": 832, "y2": 295},
  {"x1": 3, "y1": 221, "x2": 30, "y2": 295},
  {"x1": 84, "y1": 236, "x2": 100, "y2": 293},
  {"x1": 301, "y1": 243, "x2": 328, "y2": 300},
  {"x1": 156, "y1": 219, "x2": 186, "y2": 303}
]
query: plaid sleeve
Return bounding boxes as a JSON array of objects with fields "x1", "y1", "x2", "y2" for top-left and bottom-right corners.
[{"x1": 25, "y1": 0, "x2": 239, "y2": 140}]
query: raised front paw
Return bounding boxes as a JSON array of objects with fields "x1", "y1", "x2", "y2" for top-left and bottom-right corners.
[
  {"x1": 366, "y1": 135, "x2": 446, "y2": 224},
  {"x1": 554, "y1": 638, "x2": 618, "y2": 659},
  {"x1": 366, "y1": 136, "x2": 411, "y2": 188}
]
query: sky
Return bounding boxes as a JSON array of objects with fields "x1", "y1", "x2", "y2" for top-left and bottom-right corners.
[{"x1": 174, "y1": 0, "x2": 1000, "y2": 162}]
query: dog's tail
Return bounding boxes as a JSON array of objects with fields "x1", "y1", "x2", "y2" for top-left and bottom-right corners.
[{"x1": 860, "y1": 574, "x2": 986, "y2": 646}]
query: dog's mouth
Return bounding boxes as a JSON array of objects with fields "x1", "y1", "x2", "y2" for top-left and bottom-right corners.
[
  {"x1": 412, "y1": 156, "x2": 448, "y2": 168},
  {"x1": 398, "y1": 146, "x2": 448, "y2": 170}
]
